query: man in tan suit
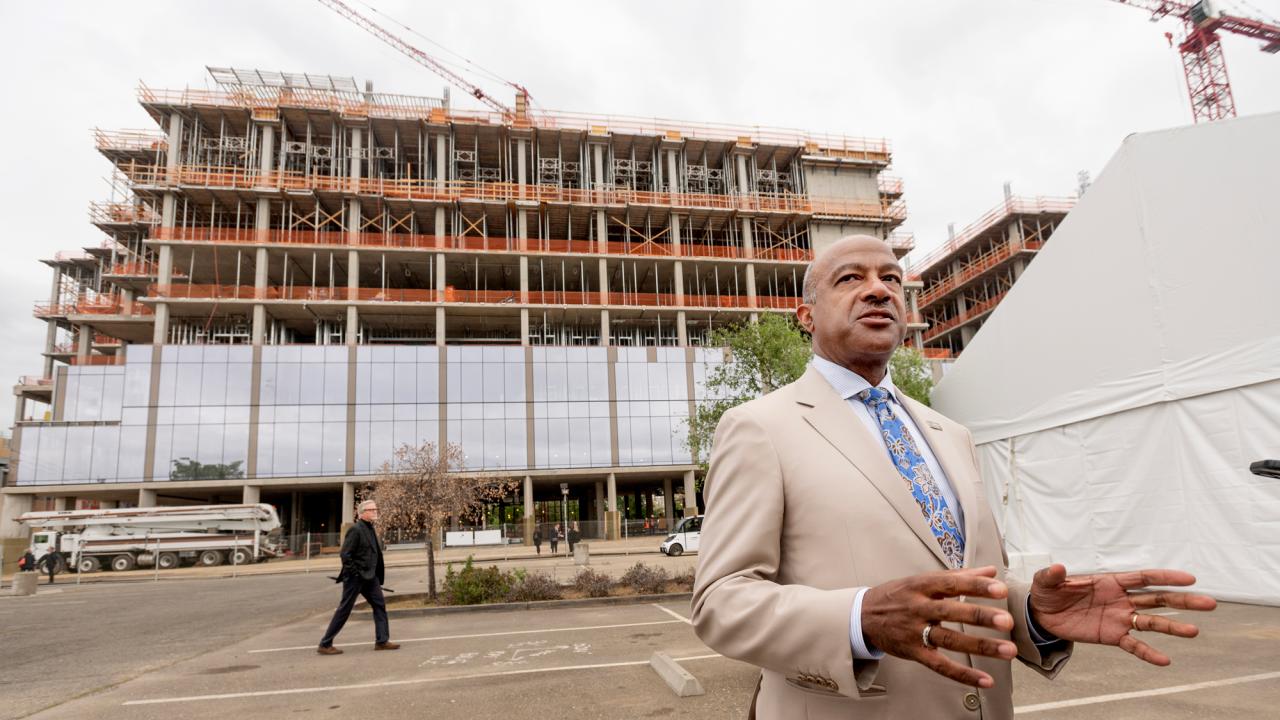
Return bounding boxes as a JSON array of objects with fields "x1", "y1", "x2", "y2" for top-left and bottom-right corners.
[{"x1": 691, "y1": 235, "x2": 1216, "y2": 718}]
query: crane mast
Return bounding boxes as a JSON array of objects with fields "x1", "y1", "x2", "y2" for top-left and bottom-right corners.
[{"x1": 1111, "y1": 0, "x2": 1280, "y2": 122}]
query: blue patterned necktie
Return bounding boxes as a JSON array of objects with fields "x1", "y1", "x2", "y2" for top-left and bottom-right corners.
[{"x1": 856, "y1": 387, "x2": 965, "y2": 568}]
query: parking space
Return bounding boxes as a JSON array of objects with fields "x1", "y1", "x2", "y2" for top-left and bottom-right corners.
[{"x1": 11, "y1": 568, "x2": 1280, "y2": 720}]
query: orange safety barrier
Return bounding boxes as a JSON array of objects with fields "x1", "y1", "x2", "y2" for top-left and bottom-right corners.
[
  {"x1": 89, "y1": 201, "x2": 160, "y2": 225},
  {"x1": 94, "y1": 128, "x2": 168, "y2": 153},
  {"x1": 18, "y1": 376, "x2": 53, "y2": 387},
  {"x1": 68, "y1": 355, "x2": 120, "y2": 366},
  {"x1": 918, "y1": 237, "x2": 1045, "y2": 308},
  {"x1": 887, "y1": 231, "x2": 915, "y2": 253},
  {"x1": 878, "y1": 175, "x2": 904, "y2": 195},
  {"x1": 920, "y1": 348, "x2": 954, "y2": 360},
  {"x1": 150, "y1": 225, "x2": 813, "y2": 262},
  {"x1": 136, "y1": 86, "x2": 890, "y2": 161},
  {"x1": 911, "y1": 197, "x2": 1074, "y2": 276},
  {"x1": 117, "y1": 163, "x2": 905, "y2": 224},
  {"x1": 147, "y1": 283, "x2": 801, "y2": 310},
  {"x1": 923, "y1": 291, "x2": 1006, "y2": 343}
]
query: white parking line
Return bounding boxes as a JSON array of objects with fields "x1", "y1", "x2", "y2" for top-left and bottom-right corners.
[
  {"x1": 249, "y1": 619, "x2": 686, "y2": 654},
  {"x1": 123, "y1": 653, "x2": 724, "y2": 705},
  {"x1": 652, "y1": 603, "x2": 692, "y2": 624},
  {"x1": 1014, "y1": 670, "x2": 1280, "y2": 714}
]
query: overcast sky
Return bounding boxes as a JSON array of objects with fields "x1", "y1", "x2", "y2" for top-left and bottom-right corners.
[{"x1": 2, "y1": 0, "x2": 1278, "y2": 423}]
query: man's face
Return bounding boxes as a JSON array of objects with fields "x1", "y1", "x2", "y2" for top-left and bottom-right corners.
[
  {"x1": 360, "y1": 504, "x2": 379, "y2": 522},
  {"x1": 797, "y1": 237, "x2": 907, "y2": 367}
]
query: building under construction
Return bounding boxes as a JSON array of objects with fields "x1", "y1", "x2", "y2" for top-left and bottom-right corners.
[
  {"x1": 912, "y1": 193, "x2": 1074, "y2": 358},
  {"x1": 5, "y1": 67, "x2": 916, "y2": 541}
]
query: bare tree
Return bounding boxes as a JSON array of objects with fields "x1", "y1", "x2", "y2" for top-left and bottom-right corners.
[{"x1": 365, "y1": 441, "x2": 516, "y2": 601}]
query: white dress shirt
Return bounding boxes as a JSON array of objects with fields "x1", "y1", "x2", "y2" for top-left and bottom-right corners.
[{"x1": 810, "y1": 355, "x2": 966, "y2": 661}]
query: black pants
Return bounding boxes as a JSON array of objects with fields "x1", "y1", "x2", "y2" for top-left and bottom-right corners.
[{"x1": 319, "y1": 576, "x2": 389, "y2": 647}]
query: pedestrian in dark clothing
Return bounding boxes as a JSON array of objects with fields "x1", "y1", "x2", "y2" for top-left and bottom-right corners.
[
  {"x1": 19, "y1": 550, "x2": 36, "y2": 573},
  {"x1": 533, "y1": 526, "x2": 543, "y2": 555},
  {"x1": 37, "y1": 552, "x2": 59, "y2": 585},
  {"x1": 568, "y1": 522, "x2": 581, "y2": 554},
  {"x1": 550, "y1": 524, "x2": 561, "y2": 554},
  {"x1": 317, "y1": 500, "x2": 400, "y2": 654}
]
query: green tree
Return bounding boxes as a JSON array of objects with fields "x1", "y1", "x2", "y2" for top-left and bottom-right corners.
[
  {"x1": 889, "y1": 346, "x2": 934, "y2": 406},
  {"x1": 685, "y1": 314, "x2": 812, "y2": 470},
  {"x1": 169, "y1": 458, "x2": 245, "y2": 480}
]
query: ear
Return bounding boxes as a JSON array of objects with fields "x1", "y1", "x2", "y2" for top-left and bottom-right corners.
[{"x1": 796, "y1": 304, "x2": 815, "y2": 333}]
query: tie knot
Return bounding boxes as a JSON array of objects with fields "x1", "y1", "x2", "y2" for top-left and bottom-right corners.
[{"x1": 857, "y1": 387, "x2": 890, "y2": 406}]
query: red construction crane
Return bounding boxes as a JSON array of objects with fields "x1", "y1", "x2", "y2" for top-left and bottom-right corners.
[
  {"x1": 1110, "y1": 1, "x2": 1280, "y2": 122},
  {"x1": 314, "y1": 0, "x2": 531, "y2": 118}
]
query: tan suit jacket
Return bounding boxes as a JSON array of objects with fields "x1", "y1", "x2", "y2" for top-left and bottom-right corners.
[{"x1": 691, "y1": 367, "x2": 1071, "y2": 719}]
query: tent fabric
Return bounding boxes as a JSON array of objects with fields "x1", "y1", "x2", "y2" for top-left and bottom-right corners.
[{"x1": 932, "y1": 112, "x2": 1280, "y2": 605}]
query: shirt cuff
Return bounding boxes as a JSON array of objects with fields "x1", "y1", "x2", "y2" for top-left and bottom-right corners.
[
  {"x1": 850, "y1": 587, "x2": 887, "y2": 660},
  {"x1": 1026, "y1": 596, "x2": 1064, "y2": 646}
]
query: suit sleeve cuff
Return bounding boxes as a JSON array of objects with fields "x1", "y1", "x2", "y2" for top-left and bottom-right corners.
[
  {"x1": 850, "y1": 587, "x2": 887, "y2": 660},
  {"x1": 1026, "y1": 596, "x2": 1067, "y2": 648}
]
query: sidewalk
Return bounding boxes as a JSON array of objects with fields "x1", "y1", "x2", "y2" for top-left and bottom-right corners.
[{"x1": 2, "y1": 533, "x2": 673, "y2": 586}]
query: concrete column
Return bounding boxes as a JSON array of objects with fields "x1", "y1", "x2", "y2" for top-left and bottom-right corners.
[
  {"x1": 341, "y1": 481, "x2": 355, "y2": 537},
  {"x1": 242, "y1": 485, "x2": 261, "y2": 505},
  {"x1": 152, "y1": 243, "x2": 174, "y2": 344},
  {"x1": 599, "y1": 258, "x2": 610, "y2": 346},
  {"x1": 252, "y1": 247, "x2": 268, "y2": 345},
  {"x1": 665, "y1": 147, "x2": 680, "y2": 194},
  {"x1": 522, "y1": 476, "x2": 535, "y2": 542},
  {"x1": 518, "y1": 210, "x2": 530, "y2": 345},
  {"x1": 516, "y1": 138, "x2": 528, "y2": 185},
  {"x1": 436, "y1": 249, "x2": 447, "y2": 346},
  {"x1": 258, "y1": 124, "x2": 275, "y2": 179},
  {"x1": 346, "y1": 252, "x2": 360, "y2": 346},
  {"x1": 349, "y1": 127, "x2": 363, "y2": 187},
  {"x1": 663, "y1": 477, "x2": 675, "y2": 529},
  {"x1": 671, "y1": 214, "x2": 688, "y2": 346},
  {"x1": 435, "y1": 134, "x2": 448, "y2": 186},
  {"x1": 960, "y1": 324, "x2": 977, "y2": 348},
  {"x1": 605, "y1": 472, "x2": 620, "y2": 540},
  {"x1": 164, "y1": 112, "x2": 183, "y2": 179},
  {"x1": 0, "y1": 493, "x2": 35, "y2": 575},
  {"x1": 594, "y1": 480, "x2": 605, "y2": 528},
  {"x1": 682, "y1": 469, "x2": 698, "y2": 517},
  {"x1": 138, "y1": 488, "x2": 157, "y2": 507},
  {"x1": 12, "y1": 394, "x2": 26, "y2": 425},
  {"x1": 1012, "y1": 258, "x2": 1027, "y2": 281},
  {"x1": 76, "y1": 325, "x2": 92, "y2": 363}
]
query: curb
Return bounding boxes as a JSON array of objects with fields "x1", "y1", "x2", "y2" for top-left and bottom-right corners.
[{"x1": 361, "y1": 591, "x2": 694, "y2": 618}]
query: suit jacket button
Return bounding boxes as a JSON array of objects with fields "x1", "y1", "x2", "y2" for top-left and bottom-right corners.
[{"x1": 963, "y1": 692, "x2": 981, "y2": 711}]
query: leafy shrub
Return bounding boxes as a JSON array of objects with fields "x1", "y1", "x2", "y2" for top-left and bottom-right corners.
[
  {"x1": 620, "y1": 562, "x2": 671, "y2": 595},
  {"x1": 671, "y1": 567, "x2": 696, "y2": 590},
  {"x1": 572, "y1": 567, "x2": 614, "y2": 598},
  {"x1": 441, "y1": 556, "x2": 511, "y2": 605},
  {"x1": 505, "y1": 569, "x2": 563, "y2": 602}
]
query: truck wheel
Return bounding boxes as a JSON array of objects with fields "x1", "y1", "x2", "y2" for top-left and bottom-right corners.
[
  {"x1": 52, "y1": 555, "x2": 68, "y2": 575},
  {"x1": 230, "y1": 548, "x2": 252, "y2": 565},
  {"x1": 197, "y1": 550, "x2": 224, "y2": 567},
  {"x1": 156, "y1": 552, "x2": 180, "y2": 570},
  {"x1": 78, "y1": 556, "x2": 101, "y2": 573},
  {"x1": 110, "y1": 554, "x2": 137, "y2": 572},
  {"x1": 667, "y1": 544, "x2": 683, "y2": 557}
]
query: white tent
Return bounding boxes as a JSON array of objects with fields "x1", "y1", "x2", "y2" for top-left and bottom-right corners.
[{"x1": 932, "y1": 112, "x2": 1280, "y2": 605}]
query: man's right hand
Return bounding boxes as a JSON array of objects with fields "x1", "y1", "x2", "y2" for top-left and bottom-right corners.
[{"x1": 862, "y1": 566, "x2": 1018, "y2": 688}]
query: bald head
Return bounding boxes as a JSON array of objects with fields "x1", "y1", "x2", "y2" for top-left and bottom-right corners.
[
  {"x1": 802, "y1": 235, "x2": 897, "y2": 305},
  {"x1": 796, "y1": 234, "x2": 906, "y2": 384}
]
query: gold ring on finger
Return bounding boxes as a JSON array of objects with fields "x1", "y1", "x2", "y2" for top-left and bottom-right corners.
[
  {"x1": 922, "y1": 623, "x2": 937, "y2": 649},
  {"x1": 1131, "y1": 612, "x2": 1140, "y2": 631}
]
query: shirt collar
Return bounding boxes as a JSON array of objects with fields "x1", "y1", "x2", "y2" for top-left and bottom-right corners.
[{"x1": 810, "y1": 354, "x2": 901, "y2": 404}]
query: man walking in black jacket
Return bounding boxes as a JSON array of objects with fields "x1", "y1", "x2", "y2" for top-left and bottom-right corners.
[{"x1": 317, "y1": 500, "x2": 400, "y2": 654}]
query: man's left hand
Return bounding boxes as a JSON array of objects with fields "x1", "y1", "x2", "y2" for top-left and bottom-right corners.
[{"x1": 1029, "y1": 564, "x2": 1217, "y2": 666}]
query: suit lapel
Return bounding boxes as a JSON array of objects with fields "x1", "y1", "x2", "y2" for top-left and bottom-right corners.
[
  {"x1": 899, "y1": 396, "x2": 981, "y2": 568},
  {"x1": 794, "y1": 368, "x2": 950, "y2": 569}
]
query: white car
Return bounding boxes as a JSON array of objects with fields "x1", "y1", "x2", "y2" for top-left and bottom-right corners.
[{"x1": 660, "y1": 515, "x2": 702, "y2": 556}]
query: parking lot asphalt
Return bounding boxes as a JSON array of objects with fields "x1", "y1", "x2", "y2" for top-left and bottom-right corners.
[{"x1": 6, "y1": 567, "x2": 1280, "y2": 720}]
